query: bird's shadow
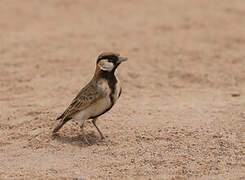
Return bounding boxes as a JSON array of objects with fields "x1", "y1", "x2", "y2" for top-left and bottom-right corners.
[{"x1": 51, "y1": 131, "x2": 108, "y2": 147}]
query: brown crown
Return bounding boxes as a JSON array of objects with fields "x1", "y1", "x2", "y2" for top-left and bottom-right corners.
[{"x1": 97, "y1": 52, "x2": 120, "y2": 59}]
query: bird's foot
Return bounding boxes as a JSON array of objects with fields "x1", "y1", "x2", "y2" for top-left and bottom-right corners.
[{"x1": 82, "y1": 134, "x2": 91, "y2": 145}]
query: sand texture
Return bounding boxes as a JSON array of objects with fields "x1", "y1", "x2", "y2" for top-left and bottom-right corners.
[{"x1": 0, "y1": 0, "x2": 245, "y2": 179}]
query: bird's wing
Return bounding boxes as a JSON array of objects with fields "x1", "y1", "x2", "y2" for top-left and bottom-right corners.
[{"x1": 56, "y1": 81, "x2": 102, "y2": 120}]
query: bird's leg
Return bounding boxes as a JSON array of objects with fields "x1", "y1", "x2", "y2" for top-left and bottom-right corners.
[
  {"x1": 92, "y1": 118, "x2": 105, "y2": 139},
  {"x1": 80, "y1": 121, "x2": 90, "y2": 145}
]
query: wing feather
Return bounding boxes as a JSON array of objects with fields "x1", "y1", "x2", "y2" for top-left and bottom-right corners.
[{"x1": 56, "y1": 81, "x2": 102, "y2": 120}]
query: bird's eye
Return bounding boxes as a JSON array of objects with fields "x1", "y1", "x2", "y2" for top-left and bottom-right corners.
[
  {"x1": 108, "y1": 58, "x2": 115, "y2": 63},
  {"x1": 109, "y1": 56, "x2": 118, "y2": 62}
]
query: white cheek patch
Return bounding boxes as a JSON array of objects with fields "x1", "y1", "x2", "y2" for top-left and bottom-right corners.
[{"x1": 98, "y1": 60, "x2": 114, "y2": 71}]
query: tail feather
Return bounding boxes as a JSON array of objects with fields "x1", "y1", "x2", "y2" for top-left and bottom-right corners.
[
  {"x1": 53, "y1": 116, "x2": 72, "y2": 134},
  {"x1": 56, "y1": 112, "x2": 65, "y2": 120}
]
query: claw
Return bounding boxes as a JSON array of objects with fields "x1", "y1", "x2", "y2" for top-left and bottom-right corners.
[{"x1": 82, "y1": 134, "x2": 91, "y2": 145}]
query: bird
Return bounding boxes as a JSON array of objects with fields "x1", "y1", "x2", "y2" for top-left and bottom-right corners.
[{"x1": 52, "y1": 52, "x2": 127, "y2": 143}]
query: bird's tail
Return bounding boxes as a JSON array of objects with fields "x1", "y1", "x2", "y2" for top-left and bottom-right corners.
[
  {"x1": 52, "y1": 117, "x2": 72, "y2": 134},
  {"x1": 56, "y1": 112, "x2": 65, "y2": 121}
]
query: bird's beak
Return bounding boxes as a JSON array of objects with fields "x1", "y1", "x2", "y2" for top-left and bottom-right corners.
[{"x1": 118, "y1": 56, "x2": 128, "y2": 64}]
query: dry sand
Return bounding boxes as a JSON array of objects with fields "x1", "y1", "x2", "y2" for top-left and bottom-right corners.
[{"x1": 0, "y1": 0, "x2": 245, "y2": 179}]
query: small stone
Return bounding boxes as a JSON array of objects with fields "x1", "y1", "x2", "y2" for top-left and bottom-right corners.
[{"x1": 231, "y1": 92, "x2": 240, "y2": 97}]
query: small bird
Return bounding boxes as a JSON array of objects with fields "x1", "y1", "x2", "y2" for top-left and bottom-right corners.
[{"x1": 52, "y1": 52, "x2": 127, "y2": 143}]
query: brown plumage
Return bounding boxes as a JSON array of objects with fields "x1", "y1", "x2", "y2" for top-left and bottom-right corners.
[{"x1": 53, "y1": 52, "x2": 127, "y2": 143}]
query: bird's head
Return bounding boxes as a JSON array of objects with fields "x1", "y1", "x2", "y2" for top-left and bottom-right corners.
[{"x1": 96, "y1": 52, "x2": 127, "y2": 72}]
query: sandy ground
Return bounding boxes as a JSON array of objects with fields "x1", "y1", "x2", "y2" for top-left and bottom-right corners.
[{"x1": 0, "y1": 0, "x2": 245, "y2": 179}]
